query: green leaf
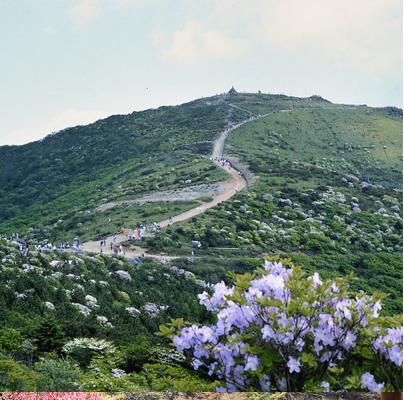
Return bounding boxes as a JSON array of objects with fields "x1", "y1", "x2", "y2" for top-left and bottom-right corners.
[
  {"x1": 328, "y1": 366, "x2": 344, "y2": 374},
  {"x1": 156, "y1": 325, "x2": 175, "y2": 336},
  {"x1": 302, "y1": 352, "x2": 317, "y2": 368}
]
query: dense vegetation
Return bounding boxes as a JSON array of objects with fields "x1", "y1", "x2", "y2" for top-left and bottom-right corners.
[
  {"x1": 0, "y1": 91, "x2": 402, "y2": 391},
  {"x1": 0, "y1": 241, "x2": 219, "y2": 391},
  {"x1": 142, "y1": 159, "x2": 403, "y2": 315},
  {"x1": 0, "y1": 99, "x2": 241, "y2": 236}
]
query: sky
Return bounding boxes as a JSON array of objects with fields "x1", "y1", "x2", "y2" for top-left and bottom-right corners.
[{"x1": 1, "y1": 0, "x2": 402, "y2": 146}]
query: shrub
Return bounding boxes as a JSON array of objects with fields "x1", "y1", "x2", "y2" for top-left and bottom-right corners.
[{"x1": 158, "y1": 256, "x2": 403, "y2": 392}]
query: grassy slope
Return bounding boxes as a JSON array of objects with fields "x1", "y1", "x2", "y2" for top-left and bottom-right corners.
[
  {"x1": 225, "y1": 93, "x2": 402, "y2": 184},
  {"x1": 0, "y1": 100, "x2": 246, "y2": 238}
]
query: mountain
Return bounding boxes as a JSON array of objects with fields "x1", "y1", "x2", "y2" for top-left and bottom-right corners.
[
  {"x1": 0, "y1": 91, "x2": 402, "y2": 391},
  {"x1": 0, "y1": 92, "x2": 401, "y2": 239}
]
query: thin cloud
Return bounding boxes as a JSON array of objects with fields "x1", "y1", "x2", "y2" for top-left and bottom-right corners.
[
  {"x1": 69, "y1": 0, "x2": 163, "y2": 24},
  {"x1": 69, "y1": 0, "x2": 102, "y2": 24},
  {"x1": 247, "y1": 0, "x2": 402, "y2": 76},
  {"x1": 160, "y1": 20, "x2": 251, "y2": 67},
  {"x1": 199, "y1": 0, "x2": 402, "y2": 77}
]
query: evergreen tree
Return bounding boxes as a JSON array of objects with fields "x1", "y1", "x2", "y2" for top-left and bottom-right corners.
[{"x1": 31, "y1": 314, "x2": 66, "y2": 354}]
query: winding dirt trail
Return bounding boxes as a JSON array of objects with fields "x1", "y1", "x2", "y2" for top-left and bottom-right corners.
[{"x1": 82, "y1": 119, "x2": 253, "y2": 259}]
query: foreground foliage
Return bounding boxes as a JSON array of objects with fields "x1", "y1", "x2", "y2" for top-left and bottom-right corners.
[{"x1": 159, "y1": 257, "x2": 403, "y2": 392}]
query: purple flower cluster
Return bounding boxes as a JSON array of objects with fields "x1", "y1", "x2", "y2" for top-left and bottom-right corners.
[
  {"x1": 142, "y1": 302, "x2": 169, "y2": 318},
  {"x1": 72, "y1": 302, "x2": 91, "y2": 316},
  {"x1": 115, "y1": 270, "x2": 131, "y2": 280},
  {"x1": 172, "y1": 260, "x2": 403, "y2": 392},
  {"x1": 373, "y1": 327, "x2": 403, "y2": 366},
  {"x1": 361, "y1": 372, "x2": 384, "y2": 392},
  {"x1": 170, "y1": 266, "x2": 185, "y2": 277}
]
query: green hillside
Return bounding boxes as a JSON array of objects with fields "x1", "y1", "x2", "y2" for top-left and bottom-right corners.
[
  {"x1": 0, "y1": 99, "x2": 240, "y2": 235},
  {"x1": 225, "y1": 93, "x2": 402, "y2": 185},
  {"x1": 0, "y1": 91, "x2": 402, "y2": 391},
  {"x1": 0, "y1": 92, "x2": 401, "y2": 239}
]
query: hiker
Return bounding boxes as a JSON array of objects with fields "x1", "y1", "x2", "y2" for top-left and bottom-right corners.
[{"x1": 110, "y1": 242, "x2": 113, "y2": 250}]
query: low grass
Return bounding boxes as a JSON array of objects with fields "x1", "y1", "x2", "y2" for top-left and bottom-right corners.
[
  {"x1": 226, "y1": 107, "x2": 402, "y2": 184},
  {"x1": 47, "y1": 200, "x2": 200, "y2": 243}
]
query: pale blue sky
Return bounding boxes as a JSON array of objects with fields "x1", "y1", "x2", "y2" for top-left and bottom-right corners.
[{"x1": 1, "y1": 0, "x2": 402, "y2": 146}]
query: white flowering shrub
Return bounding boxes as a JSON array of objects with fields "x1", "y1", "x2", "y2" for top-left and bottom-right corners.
[
  {"x1": 71, "y1": 303, "x2": 91, "y2": 316},
  {"x1": 61, "y1": 338, "x2": 147, "y2": 390},
  {"x1": 195, "y1": 279, "x2": 207, "y2": 288},
  {"x1": 63, "y1": 337, "x2": 115, "y2": 354},
  {"x1": 96, "y1": 316, "x2": 113, "y2": 328},
  {"x1": 125, "y1": 307, "x2": 141, "y2": 317},
  {"x1": 184, "y1": 271, "x2": 196, "y2": 280},
  {"x1": 85, "y1": 294, "x2": 99, "y2": 309},
  {"x1": 49, "y1": 260, "x2": 59, "y2": 268},
  {"x1": 142, "y1": 302, "x2": 169, "y2": 318},
  {"x1": 150, "y1": 346, "x2": 186, "y2": 364},
  {"x1": 170, "y1": 266, "x2": 185, "y2": 277},
  {"x1": 115, "y1": 270, "x2": 131, "y2": 280},
  {"x1": 159, "y1": 257, "x2": 403, "y2": 392}
]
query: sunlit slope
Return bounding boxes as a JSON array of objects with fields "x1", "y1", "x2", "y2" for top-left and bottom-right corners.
[
  {"x1": 225, "y1": 103, "x2": 402, "y2": 184},
  {"x1": 0, "y1": 91, "x2": 401, "y2": 237}
]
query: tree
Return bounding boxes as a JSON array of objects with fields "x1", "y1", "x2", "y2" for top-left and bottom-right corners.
[
  {"x1": 158, "y1": 256, "x2": 403, "y2": 392},
  {"x1": 34, "y1": 357, "x2": 82, "y2": 391},
  {"x1": 0, "y1": 327, "x2": 25, "y2": 354},
  {"x1": 31, "y1": 314, "x2": 66, "y2": 354}
]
